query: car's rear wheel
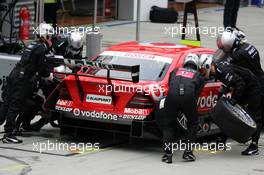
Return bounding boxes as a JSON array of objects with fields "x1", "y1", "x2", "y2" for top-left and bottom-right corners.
[{"x1": 211, "y1": 97, "x2": 257, "y2": 143}]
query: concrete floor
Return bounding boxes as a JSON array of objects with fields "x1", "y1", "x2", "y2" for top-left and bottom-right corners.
[{"x1": 0, "y1": 5, "x2": 264, "y2": 175}]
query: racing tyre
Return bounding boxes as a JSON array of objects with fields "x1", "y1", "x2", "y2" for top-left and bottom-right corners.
[{"x1": 211, "y1": 97, "x2": 257, "y2": 143}]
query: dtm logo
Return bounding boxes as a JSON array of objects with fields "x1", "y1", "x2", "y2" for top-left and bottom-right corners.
[{"x1": 198, "y1": 91, "x2": 217, "y2": 108}]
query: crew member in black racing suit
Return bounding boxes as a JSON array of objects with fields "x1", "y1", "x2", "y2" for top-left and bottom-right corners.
[
  {"x1": 0, "y1": 23, "x2": 54, "y2": 143},
  {"x1": 156, "y1": 54, "x2": 213, "y2": 163},
  {"x1": 216, "y1": 30, "x2": 264, "y2": 154},
  {"x1": 13, "y1": 34, "x2": 68, "y2": 132},
  {"x1": 29, "y1": 31, "x2": 85, "y2": 130},
  {"x1": 12, "y1": 75, "x2": 44, "y2": 134},
  {"x1": 210, "y1": 60, "x2": 262, "y2": 155}
]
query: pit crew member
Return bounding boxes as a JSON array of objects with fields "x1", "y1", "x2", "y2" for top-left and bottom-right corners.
[
  {"x1": 210, "y1": 60, "x2": 262, "y2": 155},
  {"x1": 0, "y1": 23, "x2": 54, "y2": 143},
  {"x1": 216, "y1": 30, "x2": 264, "y2": 130},
  {"x1": 156, "y1": 53, "x2": 212, "y2": 163}
]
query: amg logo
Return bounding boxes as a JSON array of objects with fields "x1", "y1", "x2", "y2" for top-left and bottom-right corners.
[{"x1": 86, "y1": 94, "x2": 112, "y2": 105}]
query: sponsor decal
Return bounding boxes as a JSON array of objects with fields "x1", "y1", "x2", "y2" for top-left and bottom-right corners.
[
  {"x1": 72, "y1": 108, "x2": 146, "y2": 121},
  {"x1": 177, "y1": 113, "x2": 188, "y2": 130},
  {"x1": 55, "y1": 99, "x2": 73, "y2": 112},
  {"x1": 100, "y1": 51, "x2": 173, "y2": 64},
  {"x1": 202, "y1": 123, "x2": 210, "y2": 132},
  {"x1": 120, "y1": 114, "x2": 146, "y2": 121},
  {"x1": 73, "y1": 108, "x2": 81, "y2": 116},
  {"x1": 198, "y1": 91, "x2": 218, "y2": 108},
  {"x1": 86, "y1": 94, "x2": 112, "y2": 105},
  {"x1": 73, "y1": 109, "x2": 118, "y2": 121},
  {"x1": 176, "y1": 70, "x2": 195, "y2": 79},
  {"x1": 55, "y1": 106, "x2": 73, "y2": 112},
  {"x1": 56, "y1": 99, "x2": 73, "y2": 107},
  {"x1": 124, "y1": 108, "x2": 150, "y2": 115},
  {"x1": 198, "y1": 91, "x2": 232, "y2": 109}
]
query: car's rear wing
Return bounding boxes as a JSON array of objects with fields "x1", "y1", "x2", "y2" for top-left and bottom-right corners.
[{"x1": 46, "y1": 55, "x2": 140, "y2": 83}]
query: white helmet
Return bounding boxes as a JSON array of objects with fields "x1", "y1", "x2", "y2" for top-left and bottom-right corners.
[
  {"x1": 217, "y1": 30, "x2": 240, "y2": 52},
  {"x1": 68, "y1": 32, "x2": 84, "y2": 51},
  {"x1": 37, "y1": 23, "x2": 54, "y2": 42},
  {"x1": 183, "y1": 53, "x2": 200, "y2": 70},
  {"x1": 199, "y1": 54, "x2": 213, "y2": 72}
]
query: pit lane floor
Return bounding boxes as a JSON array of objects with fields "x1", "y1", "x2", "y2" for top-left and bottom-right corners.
[
  {"x1": 0, "y1": 122, "x2": 263, "y2": 175},
  {"x1": 1, "y1": 5, "x2": 264, "y2": 175}
]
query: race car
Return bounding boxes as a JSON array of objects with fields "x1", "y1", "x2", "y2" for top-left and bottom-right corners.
[{"x1": 45, "y1": 41, "x2": 222, "y2": 138}]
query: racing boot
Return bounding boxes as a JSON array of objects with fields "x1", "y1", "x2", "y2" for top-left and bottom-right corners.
[
  {"x1": 2, "y1": 133, "x2": 23, "y2": 144},
  {"x1": 161, "y1": 154, "x2": 173, "y2": 164},
  {"x1": 241, "y1": 143, "x2": 259, "y2": 156},
  {"x1": 182, "y1": 150, "x2": 196, "y2": 162}
]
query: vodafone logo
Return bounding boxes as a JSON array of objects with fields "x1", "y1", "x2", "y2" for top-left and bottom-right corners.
[
  {"x1": 198, "y1": 92, "x2": 217, "y2": 108},
  {"x1": 73, "y1": 108, "x2": 81, "y2": 116}
]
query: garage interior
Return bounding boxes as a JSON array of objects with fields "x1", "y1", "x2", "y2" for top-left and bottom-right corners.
[{"x1": 57, "y1": 0, "x2": 222, "y2": 26}]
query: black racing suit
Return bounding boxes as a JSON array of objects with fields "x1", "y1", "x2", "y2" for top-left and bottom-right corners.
[
  {"x1": 0, "y1": 42, "x2": 51, "y2": 133},
  {"x1": 14, "y1": 75, "x2": 44, "y2": 130},
  {"x1": 229, "y1": 43, "x2": 264, "y2": 126},
  {"x1": 157, "y1": 67, "x2": 205, "y2": 154},
  {"x1": 224, "y1": 0, "x2": 240, "y2": 28},
  {"x1": 51, "y1": 36, "x2": 68, "y2": 56},
  {"x1": 215, "y1": 61, "x2": 262, "y2": 144}
]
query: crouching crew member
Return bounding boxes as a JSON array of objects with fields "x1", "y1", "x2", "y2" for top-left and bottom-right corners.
[
  {"x1": 0, "y1": 23, "x2": 54, "y2": 143},
  {"x1": 216, "y1": 29, "x2": 264, "y2": 128},
  {"x1": 156, "y1": 54, "x2": 213, "y2": 163},
  {"x1": 25, "y1": 32, "x2": 85, "y2": 131},
  {"x1": 210, "y1": 60, "x2": 262, "y2": 155}
]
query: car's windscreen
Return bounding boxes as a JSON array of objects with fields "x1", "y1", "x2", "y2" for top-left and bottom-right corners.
[{"x1": 89, "y1": 55, "x2": 172, "y2": 81}]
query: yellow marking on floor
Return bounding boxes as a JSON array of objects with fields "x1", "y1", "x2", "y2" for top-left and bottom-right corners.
[
  {"x1": 0, "y1": 164, "x2": 30, "y2": 172},
  {"x1": 68, "y1": 147, "x2": 102, "y2": 156},
  {"x1": 194, "y1": 148, "x2": 224, "y2": 154}
]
